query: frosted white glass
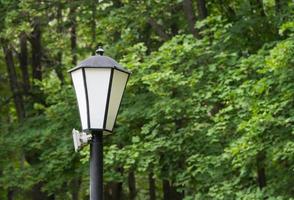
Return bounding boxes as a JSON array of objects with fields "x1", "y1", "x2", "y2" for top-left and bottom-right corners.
[
  {"x1": 106, "y1": 69, "x2": 129, "y2": 130},
  {"x1": 71, "y1": 69, "x2": 88, "y2": 130},
  {"x1": 85, "y1": 68, "x2": 111, "y2": 129}
]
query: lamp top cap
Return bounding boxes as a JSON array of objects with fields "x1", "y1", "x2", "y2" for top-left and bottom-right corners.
[
  {"x1": 96, "y1": 46, "x2": 104, "y2": 56},
  {"x1": 68, "y1": 48, "x2": 131, "y2": 74}
]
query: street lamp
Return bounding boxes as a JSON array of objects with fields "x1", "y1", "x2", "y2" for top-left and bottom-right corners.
[{"x1": 69, "y1": 47, "x2": 131, "y2": 200}]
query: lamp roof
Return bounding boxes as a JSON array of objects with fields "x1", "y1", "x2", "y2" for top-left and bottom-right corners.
[{"x1": 68, "y1": 55, "x2": 131, "y2": 74}]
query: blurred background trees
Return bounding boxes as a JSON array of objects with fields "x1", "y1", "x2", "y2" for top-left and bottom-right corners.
[{"x1": 0, "y1": 0, "x2": 293, "y2": 199}]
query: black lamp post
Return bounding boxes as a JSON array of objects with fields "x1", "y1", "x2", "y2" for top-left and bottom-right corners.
[{"x1": 69, "y1": 47, "x2": 131, "y2": 200}]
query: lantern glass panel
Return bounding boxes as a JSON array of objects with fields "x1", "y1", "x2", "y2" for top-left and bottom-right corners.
[
  {"x1": 85, "y1": 68, "x2": 111, "y2": 129},
  {"x1": 106, "y1": 69, "x2": 129, "y2": 130},
  {"x1": 71, "y1": 69, "x2": 88, "y2": 129}
]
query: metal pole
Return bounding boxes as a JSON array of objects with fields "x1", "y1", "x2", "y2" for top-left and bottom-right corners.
[{"x1": 90, "y1": 131, "x2": 103, "y2": 200}]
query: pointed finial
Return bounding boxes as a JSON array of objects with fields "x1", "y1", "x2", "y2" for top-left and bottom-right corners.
[{"x1": 95, "y1": 46, "x2": 104, "y2": 56}]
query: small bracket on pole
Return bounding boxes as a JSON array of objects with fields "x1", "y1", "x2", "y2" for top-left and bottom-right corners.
[{"x1": 72, "y1": 129, "x2": 92, "y2": 152}]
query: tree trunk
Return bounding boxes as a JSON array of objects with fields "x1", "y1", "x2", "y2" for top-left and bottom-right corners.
[
  {"x1": 91, "y1": 0, "x2": 97, "y2": 50},
  {"x1": 71, "y1": 178, "x2": 80, "y2": 200},
  {"x1": 162, "y1": 180, "x2": 170, "y2": 200},
  {"x1": 112, "y1": 0, "x2": 123, "y2": 44},
  {"x1": 256, "y1": 0, "x2": 266, "y2": 16},
  {"x1": 114, "y1": 181, "x2": 123, "y2": 200},
  {"x1": 128, "y1": 171, "x2": 137, "y2": 200},
  {"x1": 182, "y1": 0, "x2": 200, "y2": 38},
  {"x1": 31, "y1": 17, "x2": 42, "y2": 81},
  {"x1": 257, "y1": 151, "x2": 266, "y2": 189},
  {"x1": 56, "y1": 52, "x2": 64, "y2": 83},
  {"x1": 275, "y1": 0, "x2": 282, "y2": 15},
  {"x1": 250, "y1": 0, "x2": 266, "y2": 16},
  {"x1": 113, "y1": 0, "x2": 122, "y2": 7},
  {"x1": 170, "y1": 183, "x2": 184, "y2": 200},
  {"x1": 55, "y1": 2, "x2": 65, "y2": 84},
  {"x1": 2, "y1": 40, "x2": 25, "y2": 121},
  {"x1": 162, "y1": 180, "x2": 183, "y2": 200},
  {"x1": 197, "y1": 0, "x2": 208, "y2": 20},
  {"x1": 104, "y1": 182, "x2": 123, "y2": 200},
  {"x1": 19, "y1": 32, "x2": 30, "y2": 94},
  {"x1": 104, "y1": 167, "x2": 123, "y2": 200},
  {"x1": 3, "y1": 39, "x2": 26, "y2": 200},
  {"x1": 148, "y1": 172, "x2": 156, "y2": 200},
  {"x1": 31, "y1": 183, "x2": 52, "y2": 200},
  {"x1": 170, "y1": 4, "x2": 181, "y2": 36},
  {"x1": 69, "y1": 3, "x2": 77, "y2": 65},
  {"x1": 7, "y1": 189, "x2": 14, "y2": 200}
]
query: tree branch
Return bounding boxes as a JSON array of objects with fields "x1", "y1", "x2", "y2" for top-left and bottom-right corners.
[
  {"x1": 148, "y1": 18, "x2": 170, "y2": 41},
  {"x1": 182, "y1": 0, "x2": 200, "y2": 38}
]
